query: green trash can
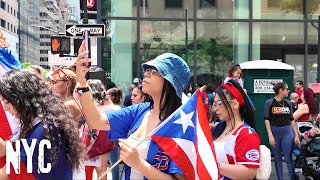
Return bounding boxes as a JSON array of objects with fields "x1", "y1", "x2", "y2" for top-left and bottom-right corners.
[{"x1": 240, "y1": 60, "x2": 294, "y2": 148}]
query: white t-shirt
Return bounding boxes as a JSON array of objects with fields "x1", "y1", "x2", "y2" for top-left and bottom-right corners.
[{"x1": 224, "y1": 76, "x2": 244, "y2": 88}]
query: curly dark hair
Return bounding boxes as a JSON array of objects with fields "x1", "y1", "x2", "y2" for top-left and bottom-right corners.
[{"x1": 0, "y1": 69, "x2": 83, "y2": 170}]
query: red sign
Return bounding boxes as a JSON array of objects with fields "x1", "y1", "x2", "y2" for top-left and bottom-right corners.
[
  {"x1": 310, "y1": 83, "x2": 320, "y2": 93},
  {"x1": 87, "y1": 0, "x2": 95, "y2": 8}
]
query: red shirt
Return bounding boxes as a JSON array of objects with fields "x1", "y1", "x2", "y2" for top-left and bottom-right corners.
[{"x1": 295, "y1": 89, "x2": 304, "y2": 104}]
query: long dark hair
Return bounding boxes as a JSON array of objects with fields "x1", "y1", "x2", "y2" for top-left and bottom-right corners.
[
  {"x1": 149, "y1": 80, "x2": 181, "y2": 121},
  {"x1": 88, "y1": 79, "x2": 107, "y2": 105},
  {"x1": 0, "y1": 69, "x2": 83, "y2": 170},
  {"x1": 212, "y1": 79, "x2": 255, "y2": 140},
  {"x1": 107, "y1": 87, "x2": 123, "y2": 105}
]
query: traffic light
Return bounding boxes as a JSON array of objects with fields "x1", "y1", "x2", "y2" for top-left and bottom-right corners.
[{"x1": 50, "y1": 36, "x2": 70, "y2": 54}]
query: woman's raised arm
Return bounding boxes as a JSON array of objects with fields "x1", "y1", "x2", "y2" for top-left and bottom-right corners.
[{"x1": 75, "y1": 51, "x2": 110, "y2": 130}]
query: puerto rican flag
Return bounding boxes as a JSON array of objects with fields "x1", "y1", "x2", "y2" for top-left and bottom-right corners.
[
  {"x1": 151, "y1": 90, "x2": 219, "y2": 180},
  {"x1": 0, "y1": 47, "x2": 22, "y2": 141}
]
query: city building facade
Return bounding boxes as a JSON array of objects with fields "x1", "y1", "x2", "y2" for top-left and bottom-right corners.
[
  {"x1": 0, "y1": 0, "x2": 19, "y2": 57},
  {"x1": 38, "y1": 0, "x2": 65, "y2": 69},
  {"x1": 100, "y1": 0, "x2": 320, "y2": 89},
  {"x1": 19, "y1": 0, "x2": 41, "y2": 64}
]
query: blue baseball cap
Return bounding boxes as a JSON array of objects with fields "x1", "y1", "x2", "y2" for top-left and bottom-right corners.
[{"x1": 142, "y1": 53, "x2": 190, "y2": 99}]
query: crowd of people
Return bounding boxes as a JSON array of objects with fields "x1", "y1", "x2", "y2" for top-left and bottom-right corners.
[{"x1": 1, "y1": 29, "x2": 320, "y2": 180}]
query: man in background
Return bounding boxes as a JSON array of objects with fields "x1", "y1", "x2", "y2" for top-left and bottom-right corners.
[{"x1": 295, "y1": 80, "x2": 304, "y2": 104}]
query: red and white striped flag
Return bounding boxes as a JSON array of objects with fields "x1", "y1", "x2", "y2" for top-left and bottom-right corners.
[{"x1": 150, "y1": 90, "x2": 219, "y2": 179}]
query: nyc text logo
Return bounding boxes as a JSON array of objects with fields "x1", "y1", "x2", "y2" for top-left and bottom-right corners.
[{"x1": 6, "y1": 139, "x2": 51, "y2": 174}]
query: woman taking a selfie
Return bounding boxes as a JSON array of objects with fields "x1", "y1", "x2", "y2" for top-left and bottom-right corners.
[{"x1": 75, "y1": 50, "x2": 190, "y2": 179}]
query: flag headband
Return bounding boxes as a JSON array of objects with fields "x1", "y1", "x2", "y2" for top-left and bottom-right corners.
[{"x1": 221, "y1": 83, "x2": 245, "y2": 107}]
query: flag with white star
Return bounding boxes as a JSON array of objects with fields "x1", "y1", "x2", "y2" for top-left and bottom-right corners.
[{"x1": 151, "y1": 90, "x2": 219, "y2": 180}]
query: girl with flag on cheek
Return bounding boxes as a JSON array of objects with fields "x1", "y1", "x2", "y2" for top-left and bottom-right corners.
[
  {"x1": 75, "y1": 46, "x2": 190, "y2": 179},
  {"x1": 0, "y1": 69, "x2": 83, "y2": 180},
  {"x1": 211, "y1": 80, "x2": 260, "y2": 180}
]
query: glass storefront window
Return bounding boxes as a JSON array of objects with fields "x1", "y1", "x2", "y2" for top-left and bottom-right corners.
[
  {"x1": 139, "y1": 0, "x2": 194, "y2": 18},
  {"x1": 196, "y1": 22, "x2": 249, "y2": 85},
  {"x1": 253, "y1": 0, "x2": 303, "y2": 19},
  {"x1": 253, "y1": 22, "x2": 304, "y2": 82},
  {"x1": 197, "y1": 0, "x2": 249, "y2": 19},
  {"x1": 308, "y1": 1, "x2": 320, "y2": 19},
  {"x1": 102, "y1": 20, "x2": 137, "y2": 89},
  {"x1": 140, "y1": 20, "x2": 194, "y2": 74},
  {"x1": 102, "y1": 0, "x2": 136, "y2": 17},
  {"x1": 307, "y1": 23, "x2": 319, "y2": 85}
]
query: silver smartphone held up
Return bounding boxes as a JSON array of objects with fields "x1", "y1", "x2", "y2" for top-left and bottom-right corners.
[{"x1": 82, "y1": 30, "x2": 91, "y2": 67}]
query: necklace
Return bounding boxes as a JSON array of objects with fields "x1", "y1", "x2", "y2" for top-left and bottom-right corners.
[
  {"x1": 217, "y1": 129, "x2": 233, "y2": 140},
  {"x1": 275, "y1": 98, "x2": 284, "y2": 107}
]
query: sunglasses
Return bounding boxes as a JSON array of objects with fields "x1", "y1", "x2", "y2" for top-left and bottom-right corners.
[
  {"x1": 145, "y1": 68, "x2": 159, "y2": 76},
  {"x1": 51, "y1": 68, "x2": 71, "y2": 81},
  {"x1": 212, "y1": 100, "x2": 223, "y2": 108}
]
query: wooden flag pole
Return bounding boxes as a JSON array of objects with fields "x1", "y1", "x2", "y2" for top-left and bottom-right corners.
[{"x1": 98, "y1": 135, "x2": 151, "y2": 180}]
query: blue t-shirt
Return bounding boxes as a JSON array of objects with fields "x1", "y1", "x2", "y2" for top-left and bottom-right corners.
[
  {"x1": 16, "y1": 123, "x2": 72, "y2": 179},
  {"x1": 123, "y1": 93, "x2": 132, "y2": 107},
  {"x1": 106, "y1": 102, "x2": 183, "y2": 179}
]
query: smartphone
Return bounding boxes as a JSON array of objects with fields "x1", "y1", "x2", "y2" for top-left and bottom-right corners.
[{"x1": 82, "y1": 30, "x2": 91, "y2": 67}]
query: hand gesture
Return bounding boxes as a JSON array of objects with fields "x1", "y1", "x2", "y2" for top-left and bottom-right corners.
[
  {"x1": 119, "y1": 139, "x2": 142, "y2": 169},
  {"x1": 268, "y1": 135, "x2": 276, "y2": 148}
]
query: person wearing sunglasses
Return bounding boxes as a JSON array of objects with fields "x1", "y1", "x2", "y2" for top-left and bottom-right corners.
[
  {"x1": 211, "y1": 80, "x2": 260, "y2": 179},
  {"x1": 75, "y1": 51, "x2": 190, "y2": 179},
  {"x1": 0, "y1": 69, "x2": 83, "y2": 179},
  {"x1": 264, "y1": 82, "x2": 300, "y2": 180},
  {"x1": 50, "y1": 68, "x2": 82, "y2": 126}
]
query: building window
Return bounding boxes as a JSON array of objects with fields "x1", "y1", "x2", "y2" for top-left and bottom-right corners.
[
  {"x1": 14, "y1": 26, "x2": 16, "y2": 33},
  {"x1": 10, "y1": 7, "x2": 12, "y2": 15},
  {"x1": 0, "y1": 19, "x2": 5, "y2": 28},
  {"x1": 200, "y1": 0, "x2": 216, "y2": 8},
  {"x1": 10, "y1": 24, "x2": 12, "y2": 32},
  {"x1": 14, "y1": 9, "x2": 15, "y2": 17},
  {"x1": 40, "y1": 42, "x2": 51, "y2": 46},
  {"x1": 40, "y1": 34, "x2": 51, "y2": 38},
  {"x1": 7, "y1": 22, "x2": 9, "y2": 30},
  {"x1": 40, "y1": 50, "x2": 48, "y2": 54},
  {"x1": 165, "y1": 0, "x2": 183, "y2": 8},
  {"x1": 267, "y1": 0, "x2": 281, "y2": 8},
  {"x1": 0, "y1": 1, "x2": 5, "y2": 10},
  {"x1": 40, "y1": 57, "x2": 48, "y2": 62}
]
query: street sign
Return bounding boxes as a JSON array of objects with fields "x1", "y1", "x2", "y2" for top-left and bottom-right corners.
[{"x1": 65, "y1": 24, "x2": 105, "y2": 37}]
